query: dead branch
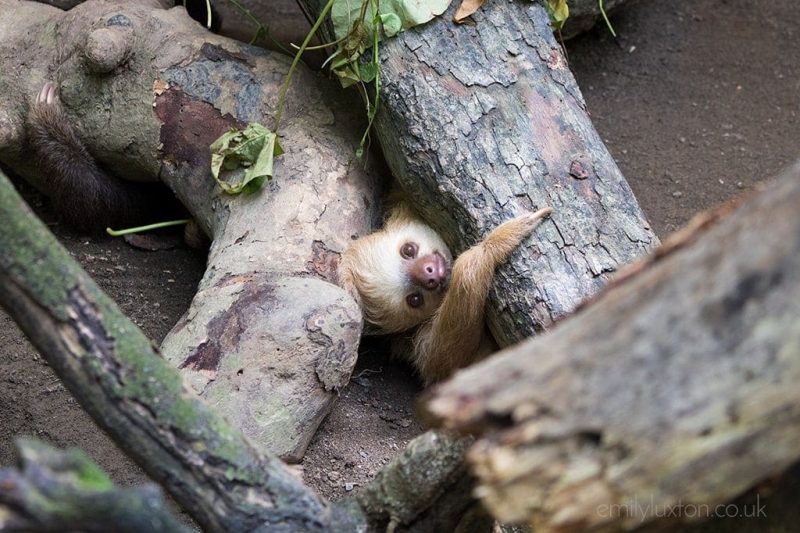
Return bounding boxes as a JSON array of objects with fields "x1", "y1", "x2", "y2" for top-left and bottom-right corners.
[{"x1": 424, "y1": 163, "x2": 800, "y2": 532}]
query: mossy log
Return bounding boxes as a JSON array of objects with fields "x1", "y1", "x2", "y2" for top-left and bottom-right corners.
[
  {"x1": 1, "y1": 167, "x2": 497, "y2": 531},
  {"x1": 0, "y1": 169, "x2": 360, "y2": 531},
  {"x1": 0, "y1": 438, "x2": 190, "y2": 533},
  {"x1": 423, "y1": 163, "x2": 800, "y2": 532}
]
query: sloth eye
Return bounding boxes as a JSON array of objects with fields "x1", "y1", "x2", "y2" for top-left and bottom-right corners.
[
  {"x1": 406, "y1": 292, "x2": 424, "y2": 308},
  {"x1": 400, "y1": 242, "x2": 418, "y2": 259}
]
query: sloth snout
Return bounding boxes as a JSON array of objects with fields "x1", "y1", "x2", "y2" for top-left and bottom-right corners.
[{"x1": 409, "y1": 252, "x2": 448, "y2": 290}]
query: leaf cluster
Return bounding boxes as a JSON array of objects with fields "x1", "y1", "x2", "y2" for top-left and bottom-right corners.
[{"x1": 209, "y1": 124, "x2": 283, "y2": 195}]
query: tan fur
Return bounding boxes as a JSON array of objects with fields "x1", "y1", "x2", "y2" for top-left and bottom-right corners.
[{"x1": 341, "y1": 203, "x2": 552, "y2": 385}]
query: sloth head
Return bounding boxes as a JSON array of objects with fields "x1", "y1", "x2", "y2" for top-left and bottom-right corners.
[{"x1": 341, "y1": 207, "x2": 452, "y2": 334}]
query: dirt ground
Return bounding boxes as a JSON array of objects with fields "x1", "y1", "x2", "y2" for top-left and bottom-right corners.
[{"x1": 2, "y1": 0, "x2": 799, "y2": 528}]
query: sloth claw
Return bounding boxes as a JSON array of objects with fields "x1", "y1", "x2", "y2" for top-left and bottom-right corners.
[{"x1": 36, "y1": 82, "x2": 59, "y2": 106}]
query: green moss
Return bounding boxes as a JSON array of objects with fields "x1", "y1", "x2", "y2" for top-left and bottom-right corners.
[
  {"x1": 94, "y1": 295, "x2": 253, "y2": 473},
  {"x1": 0, "y1": 175, "x2": 86, "y2": 319},
  {"x1": 1, "y1": 172, "x2": 257, "y2": 482},
  {"x1": 70, "y1": 448, "x2": 114, "y2": 491}
]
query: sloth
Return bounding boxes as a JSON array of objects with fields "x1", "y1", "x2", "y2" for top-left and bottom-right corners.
[
  {"x1": 26, "y1": 82, "x2": 182, "y2": 234},
  {"x1": 340, "y1": 201, "x2": 552, "y2": 385},
  {"x1": 27, "y1": 80, "x2": 551, "y2": 385}
]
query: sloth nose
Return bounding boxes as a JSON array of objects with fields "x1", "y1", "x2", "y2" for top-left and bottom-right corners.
[{"x1": 409, "y1": 253, "x2": 448, "y2": 290}]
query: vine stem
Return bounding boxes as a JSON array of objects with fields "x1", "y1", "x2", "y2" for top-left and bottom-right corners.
[
  {"x1": 598, "y1": 0, "x2": 617, "y2": 37},
  {"x1": 106, "y1": 219, "x2": 191, "y2": 237},
  {"x1": 273, "y1": 0, "x2": 337, "y2": 133},
  {"x1": 357, "y1": 0, "x2": 382, "y2": 158}
]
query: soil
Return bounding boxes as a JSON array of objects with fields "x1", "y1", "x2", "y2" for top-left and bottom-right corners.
[{"x1": 2, "y1": 0, "x2": 799, "y2": 528}]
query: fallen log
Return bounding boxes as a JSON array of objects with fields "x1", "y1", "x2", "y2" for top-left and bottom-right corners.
[
  {"x1": 424, "y1": 163, "x2": 800, "y2": 531},
  {"x1": 1, "y1": 166, "x2": 503, "y2": 531},
  {"x1": 0, "y1": 0, "x2": 381, "y2": 461},
  {"x1": 0, "y1": 438, "x2": 190, "y2": 533},
  {"x1": 0, "y1": 169, "x2": 359, "y2": 531},
  {"x1": 299, "y1": 0, "x2": 658, "y2": 345}
]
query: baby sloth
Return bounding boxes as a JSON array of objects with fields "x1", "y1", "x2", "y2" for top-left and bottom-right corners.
[{"x1": 341, "y1": 202, "x2": 552, "y2": 385}]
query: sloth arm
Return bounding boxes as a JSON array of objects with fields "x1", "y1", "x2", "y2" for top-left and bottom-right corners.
[
  {"x1": 27, "y1": 82, "x2": 177, "y2": 233},
  {"x1": 413, "y1": 208, "x2": 552, "y2": 385}
]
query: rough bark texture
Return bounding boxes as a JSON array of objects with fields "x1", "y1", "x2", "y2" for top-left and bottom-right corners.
[
  {"x1": 301, "y1": 0, "x2": 658, "y2": 345},
  {"x1": 423, "y1": 164, "x2": 800, "y2": 531},
  {"x1": 0, "y1": 438, "x2": 190, "y2": 533},
  {"x1": 0, "y1": 170, "x2": 363, "y2": 532},
  {"x1": 356, "y1": 431, "x2": 492, "y2": 532},
  {"x1": 0, "y1": 0, "x2": 382, "y2": 461},
  {"x1": 0, "y1": 167, "x2": 502, "y2": 532}
]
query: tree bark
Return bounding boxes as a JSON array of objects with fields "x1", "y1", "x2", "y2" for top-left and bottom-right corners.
[
  {"x1": 0, "y1": 0, "x2": 381, "y2": 461},
  {"x1": 1, "y1": 167, "x2": 500, "y2": 531},
  {"x1": 300, "y1": 0, "x2": 658, "y2": 345},
  {"x1": 0, "y1": 169, "x2": 363, "y2": 531},
  {"x1": 0, "y1": 438, "x2": 190, "y2": 533},
  {"x1": 356, "y1": 431, "x2": 493, "y2": 532},
  {"x1": 423, "y1": 163, "x2": 800, "y2": 531}
]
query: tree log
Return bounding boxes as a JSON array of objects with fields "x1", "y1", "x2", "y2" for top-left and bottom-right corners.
[
  {"x1": 1, "y1": 167, "x2": 501, "y2": 531},
  {"x1": 356, "y1": 431, "x2": 493, "y2": 532},
  {"x1": 0, "y1": 0, "x2": 381, "y2": 461},
  {"x1": 0, "y1": 438, "x2": 190, "y2": 533},
  {"x1": 300, "y1": 0, "x2": 658, "y2": 345},
  {"x1": 0, "y1": 169, "x2": 364, "y2": 531},
  {"x1": 423, "y1": 163, "x2": 800, "y2": 531}
]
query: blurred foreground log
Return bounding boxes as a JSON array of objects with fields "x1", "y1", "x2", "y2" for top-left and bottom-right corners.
[
  {"x1": 0, "y1": 166, "x2": 499, "y2": 533},
  {"x1": 0, "y1": 438, "x2": 190, "y2": 533},
  {"x1": 0, "y1": 169, "x2": 357, "y2": 531},
  {"x1": 424, "y1": 163, "x2": 800, "y2": 531}
]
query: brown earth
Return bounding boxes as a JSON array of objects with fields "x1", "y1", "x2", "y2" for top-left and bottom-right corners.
[{"x1": 2, "y1": 0, "x2": 799, "y2": 528}]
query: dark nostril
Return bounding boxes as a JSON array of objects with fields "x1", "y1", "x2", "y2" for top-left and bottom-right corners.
[{"x1": 410, "y1": 254, "x2": 447, "y2": 290}]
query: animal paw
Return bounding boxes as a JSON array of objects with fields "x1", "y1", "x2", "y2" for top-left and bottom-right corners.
[
  {"x1": 522, "y1": 206, "x2": 553, "y2": 228},
  {"x1": 35, "y1": 81, "x2": 60, "y2": 107}
]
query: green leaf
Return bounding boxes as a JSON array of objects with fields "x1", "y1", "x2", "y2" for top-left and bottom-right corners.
[
  {"x1": 358, "y1": 62, "x2": 379, "y2": 82},
  {"x1": 334, "y1": 63, "x2": 364, "y2": 87},
  {"x1": 545, "y1": 0, "x2": 569, "y2": 30},
  {"x1": 380, "y1": 13, "x2": 402, "y2": 37},
  {"x1": 331, "y1": 0, "x2": 451, "y2": 42},
  {"x1": 209, "y1": 124, "x2": 281, "y2": 195}
]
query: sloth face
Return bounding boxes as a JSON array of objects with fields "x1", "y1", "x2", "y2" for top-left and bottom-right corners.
[{"x1": 343, "y1": 216, "x2": 452, "y2": 333}]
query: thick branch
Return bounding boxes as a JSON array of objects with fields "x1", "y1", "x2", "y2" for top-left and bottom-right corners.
[
  {"x1": 0, "y1": 0, "x2": 381, "y2": 461},
  {"x1": 299, "y1": 0, "x2": 658, "y2": 345},
  {"x1": 0, "y1": 170, "x2": 361, "y2": 531},
  {"x1": 354, "y1": 431, "x2": 490, "y2": 532},
  {"x1": 0, "y1": 438, "x2": 189, "y2": 533},
  {"x1": 424, "y1": 163, "x2": 800, "y2": 531},
  {"x1": 0, "y1": 168, "x2": 494, "y2": 532}
]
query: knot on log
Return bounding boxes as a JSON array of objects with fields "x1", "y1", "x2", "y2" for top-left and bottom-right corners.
[{"x1": 84, "y1": 26, "x2": 132, "y2": 73}]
